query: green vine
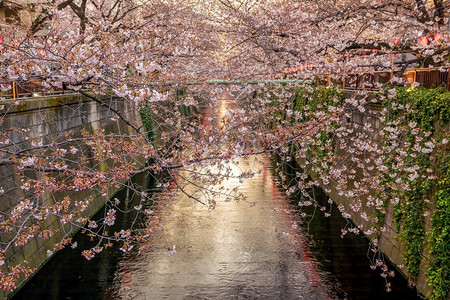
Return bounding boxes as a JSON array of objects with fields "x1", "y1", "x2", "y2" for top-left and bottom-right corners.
[
  {"x1": 288, "y1": 84, "x2": 449, "y2": 299},
  {"x1": 292, "y1": 86, "x2": 343, "y2": 169},
  {"x1": 381, "y1": 86, "x2": 449, "y2": 299},
  {"x1": 428, "y1": 170, "x2": 450, "y2": 300},
  {"x1": 140, "y1": 106, "x2": 155, "y2": 141},
  {"x1": 428, "y1": 123, "x2": 450, "y2": 300}
]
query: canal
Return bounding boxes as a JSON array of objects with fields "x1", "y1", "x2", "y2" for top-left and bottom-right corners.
[{"x1": 13, "y1": 98, "x2": 419, "y2": 300}]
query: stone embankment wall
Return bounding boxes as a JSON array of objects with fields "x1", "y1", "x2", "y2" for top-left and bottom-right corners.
[
  {"x1": 0, "y1": 94, "x2": 143, "y2": 299},
  {"x1": 294, "y1": 89, "x2": 449, "y2": 299},
  {"x1": 322, "y1": 99, "x2": 428, "y2": 286}
]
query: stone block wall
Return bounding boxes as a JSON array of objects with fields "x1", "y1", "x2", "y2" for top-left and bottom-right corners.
[
  {"x1": 0, "y1": 94, "x2": 144, "y2": 299},
  {"x1": 296, "y1": 94, "x2": 442, "y2": 297},
  {"x1": 343, "y1": 98, "x2": 433, "y2": 296}
]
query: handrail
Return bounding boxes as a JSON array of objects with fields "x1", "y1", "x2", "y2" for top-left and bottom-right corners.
[
  {"x1": 0, "y1": 78, "x2": 68, "y2": 99},
  {"x1": 1, "y1": 67, "x2": 449, "y2": 100},
  {"x1": 330, "y1": 66, "x2": 450, "y2": 91}
]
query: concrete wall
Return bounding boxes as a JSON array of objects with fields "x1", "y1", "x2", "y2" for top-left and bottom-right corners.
[{"x1": 0, "y1": 94, "x2": 144, "y2": 299}]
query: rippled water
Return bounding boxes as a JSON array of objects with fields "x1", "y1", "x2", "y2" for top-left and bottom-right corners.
[
  {"x1": 103, "y1": 157, "x2": 332, "y2": 300},
  {"x1": 13, "y1": 98, "x2": 419, "y2": 300}
]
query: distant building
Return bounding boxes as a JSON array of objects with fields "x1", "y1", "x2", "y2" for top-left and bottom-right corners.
[{"x1": 0, "y1": 0, "x2": 44, "y2": 28}]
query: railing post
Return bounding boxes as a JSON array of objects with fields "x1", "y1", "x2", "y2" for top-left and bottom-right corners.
[
  {"x1": 12, "y1": 81, "x2": 16, "y2": 99},
  {"x1": 447, "y1": 69, "x2": 450, "y2": 91},
  {"x1": 390, "y1": 53, "x2": 394, "y2": 80}
]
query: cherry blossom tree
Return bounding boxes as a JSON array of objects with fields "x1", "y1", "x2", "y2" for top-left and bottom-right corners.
[
  {"x1": 217, "y1": 0, "x2": 450, "y2": 79},
  {"x1": 0, "y1": 0, "x2": 449, "y2": 296},
  {"x1": 0, "y1": 0, "x2": 229, "y2": 291}
]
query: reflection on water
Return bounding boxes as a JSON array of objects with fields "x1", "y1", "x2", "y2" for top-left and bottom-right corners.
[
  {"x1": 104, "y1": 156, "x2": 330, "y2": 299},
  {"x1": 13, "y1": 96, "x2": 419, "y2": 300},
  {"x1": 280, "y1": 162, "x2": 420, "y2": 300}
]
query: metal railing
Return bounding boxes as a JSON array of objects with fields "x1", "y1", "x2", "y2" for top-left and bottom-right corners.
[
  {"x1": 1, "y1": 67, "x2": 450, "y2": 100},
  {"x1": 338, "y1": 67, "x2": 450, "y2": 91},
  {"x1": 1, "y1": 77, "x2": 68, "y2": 99}
]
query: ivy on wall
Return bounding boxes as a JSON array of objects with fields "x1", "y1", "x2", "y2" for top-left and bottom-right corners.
[
  {"x1": 291, "y1": 85, "x2": 344, "y2": 173},
  {"x1": 287, "y1": 84, "x2": 449, "y2": 299},
  {"x1": 140, "y1": 106, "x2": 155, "y2": 141},
  {"x1": 380, "y1": 87, "x2": 449, "y2": 299}
]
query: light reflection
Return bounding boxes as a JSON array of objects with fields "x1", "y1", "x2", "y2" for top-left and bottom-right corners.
[{"x1": 110, "y1": 95, "x2": 329, "y2": 299}]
